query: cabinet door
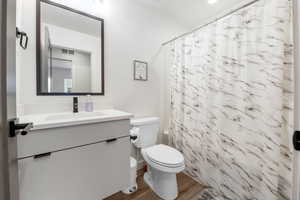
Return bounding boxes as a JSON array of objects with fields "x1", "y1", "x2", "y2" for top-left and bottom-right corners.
[{"x1": 18, "y1": 137, "x2": 130, "y2": 200}]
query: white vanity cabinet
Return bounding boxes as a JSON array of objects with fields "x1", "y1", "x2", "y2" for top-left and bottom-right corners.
[{"x1": 17, "y1": 117, "x2": 132, "y2": 200}]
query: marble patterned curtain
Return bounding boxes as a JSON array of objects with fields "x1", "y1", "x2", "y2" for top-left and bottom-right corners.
[{"x1": 168, "y1": 0, "x2": 294, "y2": 199}]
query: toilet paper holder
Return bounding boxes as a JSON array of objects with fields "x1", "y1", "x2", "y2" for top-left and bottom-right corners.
[{"x1": 130, "y1": 135, "x2": 138, "y2": 140}]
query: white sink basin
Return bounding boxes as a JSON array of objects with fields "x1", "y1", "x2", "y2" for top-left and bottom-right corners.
[
  {"x1": 19, "y1": 109, "x2": 134, "y2": 131},
  {"x1": 45, "y1": 112, "x2": 105, "y2": 121}
]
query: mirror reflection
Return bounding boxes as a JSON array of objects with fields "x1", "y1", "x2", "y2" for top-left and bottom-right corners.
[{"x1": 38, "y1": 1, "x2": 104, "y2": 95}]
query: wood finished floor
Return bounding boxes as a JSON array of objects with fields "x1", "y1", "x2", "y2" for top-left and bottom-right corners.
[{"x1": 104, "y1": 169, "x2": 205, "y2": 200}]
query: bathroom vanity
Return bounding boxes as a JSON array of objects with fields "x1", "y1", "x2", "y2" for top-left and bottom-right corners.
[{"x1": 17, "y1": 110, "x2": 133, "y2": 200}]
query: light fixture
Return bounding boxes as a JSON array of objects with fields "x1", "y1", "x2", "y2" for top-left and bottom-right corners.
[{"x1": 208, "y1": 0, "x2": 218, "y2": 4}]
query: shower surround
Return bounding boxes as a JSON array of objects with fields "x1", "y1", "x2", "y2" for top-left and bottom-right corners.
[{"x1": 168, "y1": 0, "x2": 294, "y2": 199}]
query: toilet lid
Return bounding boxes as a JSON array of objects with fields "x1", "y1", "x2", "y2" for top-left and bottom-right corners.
[{"x1": 145, "y1": 144, "x2": 184, "y2": 167}]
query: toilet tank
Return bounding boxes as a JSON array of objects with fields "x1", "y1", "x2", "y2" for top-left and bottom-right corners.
[{"x1": 130, "y1": 117, "x2": 160, "y2": 148}]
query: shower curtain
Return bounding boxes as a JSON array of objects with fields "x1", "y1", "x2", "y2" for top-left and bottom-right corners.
[{"x1": 168, "y1": 0, "x2": 294, "y2": 199}]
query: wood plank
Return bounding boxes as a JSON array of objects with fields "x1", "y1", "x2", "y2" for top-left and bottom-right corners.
[
  {"x1": 177, "y1": 184, "x2": 205, "y2": 200},
  {"x1": 104, "y1": 170, "x2": 205, "y2": 200}
]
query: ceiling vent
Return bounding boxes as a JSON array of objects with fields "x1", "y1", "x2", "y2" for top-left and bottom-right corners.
[{"x1": 61, "y1": 49, "x2": 74, "y2": 55}]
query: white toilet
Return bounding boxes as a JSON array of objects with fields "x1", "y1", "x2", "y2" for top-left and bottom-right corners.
[{"x1": 130, "y1": 117, "x2": 185, "y2": 200}]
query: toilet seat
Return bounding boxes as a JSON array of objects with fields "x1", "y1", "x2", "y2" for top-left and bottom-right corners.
[
  {"x1": 141, "y1": 144, "x2": 185, "y2": 199},
  {"x1": 144, "y1": 144, "x2": 184, "y2": 168}
]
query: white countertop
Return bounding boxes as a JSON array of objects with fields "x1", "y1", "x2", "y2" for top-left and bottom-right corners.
[{"x1": 19, "y1": 109, "x2": 134, "y2": 131}]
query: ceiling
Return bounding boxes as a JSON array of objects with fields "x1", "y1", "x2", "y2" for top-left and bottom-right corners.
[
  {"x1": 43, "y1": 0, "x2": 250, "y2": 34},
  {"x1": 41, "y1": 1, "x2": 102, "y2": 37},
  {"x1": 135, "y1": 0, "x2": 247, "y2": 29}
]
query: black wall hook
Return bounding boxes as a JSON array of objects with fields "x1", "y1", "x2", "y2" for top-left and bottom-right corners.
[{"x1": 16, "y1": 27, "x2": 28, "y2": 50}]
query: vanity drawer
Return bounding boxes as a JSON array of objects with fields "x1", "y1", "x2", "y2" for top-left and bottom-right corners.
[
  {"x1": 18, "y1": 137, "x2": 130, "y2": 200},
  {"x1": 17, "y1": 119, "x2": 131, "y2": 158}
]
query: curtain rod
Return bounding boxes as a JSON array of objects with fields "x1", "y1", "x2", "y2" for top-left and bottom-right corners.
[{"x1": 161, "y1": 0, "x2": 260, "y2": 46}]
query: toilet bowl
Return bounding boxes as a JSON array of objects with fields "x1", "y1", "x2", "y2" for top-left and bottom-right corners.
[
  {"x1": 142, "y1": 144, "x2": 185, "y2": 200},
  {"x1": 130, "y1": 117, "x2": 185, "y2": 200}
]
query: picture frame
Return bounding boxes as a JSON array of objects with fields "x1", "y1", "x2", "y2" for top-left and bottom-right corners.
[{"x1": 133, "y1": 60, "x2": 148, "y2": 81}]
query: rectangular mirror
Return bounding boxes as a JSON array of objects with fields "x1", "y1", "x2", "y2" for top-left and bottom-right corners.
[{"x1": 37, "y1": 0, "x2": 104, "y2": 95}]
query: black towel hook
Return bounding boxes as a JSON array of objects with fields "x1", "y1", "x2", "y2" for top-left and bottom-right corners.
[{"x1": 16, "y1": 27, "x2": 28, "y2": 50}]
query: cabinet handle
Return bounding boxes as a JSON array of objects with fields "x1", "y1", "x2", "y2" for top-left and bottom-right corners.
[
  {"x1": 106, "y1": 138, "x2": 118, "y2": 143},
  {"x1": 34, "y1": 152, "x2": 51, "y2": 159}
]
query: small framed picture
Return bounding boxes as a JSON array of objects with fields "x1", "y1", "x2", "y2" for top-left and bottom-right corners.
[{"x1": 133, "y1": 60, "x2": 148, "y2": 81}]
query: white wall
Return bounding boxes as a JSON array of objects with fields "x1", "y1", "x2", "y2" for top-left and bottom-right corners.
[
  {"x1": 16, "y1": 0, "x2": 186, "y2": 118},
  {"x1": 72, "y1": 51, "x2": 91, "y2": 92},
  {"x1": 42, "y1": 23, "x2": 101, "y2": 93},
  {"x1": 51, "y1": 47, "x2": 91, "y2": 93}
]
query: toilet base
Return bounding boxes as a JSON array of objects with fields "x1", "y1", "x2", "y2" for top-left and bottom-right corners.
[{"x1": 144, "y1": 165, "x2": 178, "y2": 200}]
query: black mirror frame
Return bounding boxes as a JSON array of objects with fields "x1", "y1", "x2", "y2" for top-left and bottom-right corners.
[{"x1": 36, "y1": 0, "x2": 105, "y2": 96}]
